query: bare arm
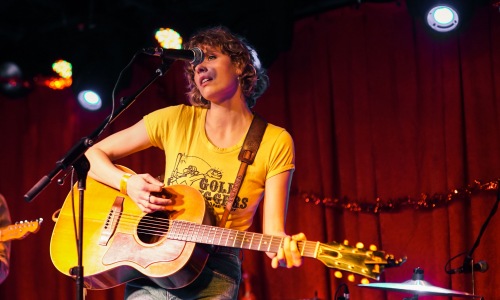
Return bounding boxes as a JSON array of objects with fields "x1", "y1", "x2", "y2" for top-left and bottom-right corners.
[
  {"x1": 262, "y1": 170, "x2": 305, "y2": 268},
  {"x1": 85, "y1": 119, "x2": 168, "y2": 212}
]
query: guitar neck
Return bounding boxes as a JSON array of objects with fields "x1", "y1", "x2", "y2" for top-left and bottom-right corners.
[{"x1": 167, "y1": 220, "x2": 318, "y2": 258}]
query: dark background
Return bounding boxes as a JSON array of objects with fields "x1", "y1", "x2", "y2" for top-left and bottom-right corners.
[{"x1": 1, "y1": 1, "x2": 500, "y2": 299}]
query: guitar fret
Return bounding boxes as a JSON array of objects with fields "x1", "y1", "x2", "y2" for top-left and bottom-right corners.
[
  {"x1": 235, "y1": 230, "x2": 245, "y2": 248},
  {"x1": 299, "y1": 241, "x2": 305, "y2": 255},
  {"x1": 168, "y1": 221, "x2": 175, "y2": 239},
  {"x1": 194, "y1": 223, "x2": 199, "y2": 242},
  {"x1": 190, "y1": 222, "x2": 197, "y2": 242},
  {"x1": 201, "y1": 224, "x2": 208, "y2": 243},
  {"x1": 195, "y1": 222, "x2": 204, "y2": 243},
  {"x1": 199, "y1": 224, "x2": 207, "y2": 243},
  {"x1": 207, "y1": 226, "x2": 215, "y2": 244},
  {"x1": 257, "y1": 234, "x2": 263, "y2": 251},
  {"x1": 228, "y1": 230, "x2": 235, "y2": 246},
  {"x1": 240, "y1": 231, "x2": 247, "y2": 248},
  {"x1": 224, "y1": 229, "x2": 229, "y2": 247},
  {"x1": 193, "y1": 222, "x2": 201, "y2": 243},
  {"x1": 176, "y1": 221, "x2": 184, "y2": 240},
  {"x1": 231, "y1": 230, "x2": 237, "y2": 247},
  {"x1": 182, "y1": 221, "x2": 189, "y2": 241},
  {"x1": 249, "y1": 232, "x2": 255, "y2": 250},
  {"x1": 261, "y1": 235, "x2": 271, "y2": 251},
  {"x1": 181, "y1": 222, "x2": 186, "y2": 239},
  {"x1": 217, "y1": 227, "x2": 223, "y2": 246}
]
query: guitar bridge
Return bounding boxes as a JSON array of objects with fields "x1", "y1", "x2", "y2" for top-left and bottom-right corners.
[{"x1": 99, "y1": 196, "x2": 124, "y2": 246}]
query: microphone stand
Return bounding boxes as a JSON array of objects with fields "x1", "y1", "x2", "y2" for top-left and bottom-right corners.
[
  {"x1": 24, "y1": 58, "x2": 173, "y2": 300},
  {"x1": 462, "y1": 179, "x2": 499, "y2": 295}
]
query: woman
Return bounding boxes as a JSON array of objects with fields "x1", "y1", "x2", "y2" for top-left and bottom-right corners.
[{"x1": 85, "y1": 26, "x2": 305, "y2": 299}]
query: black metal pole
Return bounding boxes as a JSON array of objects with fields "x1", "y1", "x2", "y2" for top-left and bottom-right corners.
[{"x1": 23, "y1": 58, "x2": 173, "y2": 299}]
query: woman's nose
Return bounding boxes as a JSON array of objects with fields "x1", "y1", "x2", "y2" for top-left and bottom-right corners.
[{"x1": 195, "y1": 61, "x2": 207, "y2": 73}]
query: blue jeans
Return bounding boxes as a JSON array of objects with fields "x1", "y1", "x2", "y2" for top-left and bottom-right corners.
[{"x1": 124, "y1": 246, "x2": 242, "y2": 300}]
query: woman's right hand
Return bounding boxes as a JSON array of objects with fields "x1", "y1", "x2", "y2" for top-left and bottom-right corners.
[{"x1": 125, "y1": 173, "x2": 169, "y2": 213}]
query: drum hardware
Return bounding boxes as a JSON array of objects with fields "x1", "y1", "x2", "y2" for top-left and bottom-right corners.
[{"x1": 358, "y1": 267, "x2": 484, "y2": 299}]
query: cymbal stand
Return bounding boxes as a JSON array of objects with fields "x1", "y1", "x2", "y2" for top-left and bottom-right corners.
[{"x1": 462, "y1": 179, "x2": 499, "y2": 294}]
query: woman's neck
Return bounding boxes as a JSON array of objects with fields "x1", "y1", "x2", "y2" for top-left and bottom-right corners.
[{"x1": 205, "y1": 104, "x2": 254, "y2": 149}]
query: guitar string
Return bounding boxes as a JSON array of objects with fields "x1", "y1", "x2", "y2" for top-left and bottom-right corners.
[
  {"x1": 95, "y1": 210, "x2": 319, "y2": 255},
  {"x1": 86, "y1": 211, "x2": 383, "y2": 277}
]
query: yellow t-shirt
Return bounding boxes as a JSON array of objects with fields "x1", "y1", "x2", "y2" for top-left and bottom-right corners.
[{"x1": 144, "y1": 104, "x2": 295, "y2": 231}]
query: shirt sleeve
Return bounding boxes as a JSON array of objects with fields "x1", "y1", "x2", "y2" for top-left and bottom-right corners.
[{"x1": 266, "y1": 129, "x2": 295, "y2": 179}]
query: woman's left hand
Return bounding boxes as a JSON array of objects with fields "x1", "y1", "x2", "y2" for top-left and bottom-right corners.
[{"x1": 271, "y1": 233, "x2": 307, "y2": 268}]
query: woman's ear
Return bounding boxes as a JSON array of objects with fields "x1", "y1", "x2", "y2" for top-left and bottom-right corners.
[
  {"x1": 234, "y1": 61, "x2": 244, "y2": 76},
  {"x1": 236, "y1": 67, "x2": 243, "y2": 77}
]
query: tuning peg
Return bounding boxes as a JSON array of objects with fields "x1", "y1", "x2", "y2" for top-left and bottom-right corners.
[
  {"x1": 369, "y1": 244, "x2": 378, "y2": 251},
  {"x1": 356, "y1": 242, "x2": 364, "y2": 249},
  {"x1": 343, "y1": 240, "x2": 349, "y2": 246}
]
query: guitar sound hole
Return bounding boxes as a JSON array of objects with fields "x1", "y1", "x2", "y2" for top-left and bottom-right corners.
[{"x1": 137, "y1": 211, "x2": 170, "y2": 244}]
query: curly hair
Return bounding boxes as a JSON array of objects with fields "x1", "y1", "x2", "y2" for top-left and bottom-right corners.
[{"x1": 184, "y1": 26, "x2": 269, "y2": 108}]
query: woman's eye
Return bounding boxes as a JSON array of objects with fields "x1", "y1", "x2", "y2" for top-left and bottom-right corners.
[{"x1": 207, "y1": 55, "x2": 216, "y2": 60}]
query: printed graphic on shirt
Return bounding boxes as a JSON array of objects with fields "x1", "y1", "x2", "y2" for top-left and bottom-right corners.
[{"x1": 167, "y1": 153, "x2": 249, "y2": 210}]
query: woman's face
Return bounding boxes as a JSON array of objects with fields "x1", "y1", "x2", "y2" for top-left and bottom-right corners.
[{"x1": 193, "y1": 46, "x2": 243, "y2": 104}]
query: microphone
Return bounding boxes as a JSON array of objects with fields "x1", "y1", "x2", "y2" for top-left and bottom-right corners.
[
  {"x1": 446, "y1": 260, "x2": 489, "y2": 274},
  {"x1": 142, "y1": 47, "x2": 204, "y2": 65}
]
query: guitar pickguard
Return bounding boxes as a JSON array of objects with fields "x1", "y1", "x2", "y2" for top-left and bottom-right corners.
[{"x1": 102, "y1": 210, "x2": 194, "y2": 269}]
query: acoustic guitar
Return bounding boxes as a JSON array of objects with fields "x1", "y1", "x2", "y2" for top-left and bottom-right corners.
[
  {"x1": 0, "y1": 218, "x2": 43, "y2": 242},
  {"x1": 50, "y1": 167, "x2": 402, "y2": 290}
]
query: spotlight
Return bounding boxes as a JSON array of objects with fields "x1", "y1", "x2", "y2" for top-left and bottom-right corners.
[
  {"x1": 426, "y1": 5, "x2": 459, "y2": 32},
  {"x1": 41, "y1": 59, "x2": 73, "y2": 90},
  {"x1": 52, "y1": 60, "x2": 72, "y2": 79},
  {"x1": 77, "y1": 90, "x2": 102, "y2": 111},
  {"x1": 155, "y1": 28, "x2": 183, "y2": 49},
  {"x1": 72, "y1": 63, "x2": 113, "y2": 111},
  {"x1": 407, "y1": 0, "x2": 479, "y2": 34},
  {"x1": 0, "y1": 61, "x2": 32, "y2": 97}
]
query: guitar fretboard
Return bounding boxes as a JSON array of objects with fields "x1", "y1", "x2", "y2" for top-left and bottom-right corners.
[{"x1": 166, "y1": 219, "x2": 318, "y2": 258}]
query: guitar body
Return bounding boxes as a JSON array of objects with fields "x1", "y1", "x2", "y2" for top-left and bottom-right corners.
[{"x1": 50, "y1": 172, "x2": 214, "y2": 290}]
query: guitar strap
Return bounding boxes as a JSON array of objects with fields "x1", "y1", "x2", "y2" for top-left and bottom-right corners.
[{"x1": 218, "y1": 113, "x2": 268, "y2": 228}]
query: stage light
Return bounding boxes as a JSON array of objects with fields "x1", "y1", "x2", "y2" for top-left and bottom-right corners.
[
  {"x1": 40, "y1": 59, "x2": 73, "y2": 90},
  {"x1": 43, "y1": 77, "x2": 72, "y2": 90},
  {"x1": 406, "y1": 0, "x2": 479, "y2": 34},
  {"x1": 0, "y1": 61, "x2": 32, "y2": 97},
  {"x1": 73, "y1": 79, "x2": 108, "y2": 111},
  {"x1": 155, "y1": 28, "x2": 183, "y2": 49},
  {"x1": 77, "y1": 90, "x2": 102, "y2": 111},
  {"x1": 426, "y1": 5, "x2": 459, "y2": 32},
  {"x1": 52, "y1": 60, "x2": 72, "y2": 79},
  {"x1": 72, "y1": 67, "x2": 113, "y2": 111}
]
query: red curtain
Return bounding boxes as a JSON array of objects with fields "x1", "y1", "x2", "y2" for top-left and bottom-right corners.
[{"x1": 1, "y1": 2, "x2": 500, "y2": 299}]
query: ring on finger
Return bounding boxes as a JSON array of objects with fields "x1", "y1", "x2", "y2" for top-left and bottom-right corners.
[{"x1": 148, "y1": 194, "x2": 152, "y2": 204}]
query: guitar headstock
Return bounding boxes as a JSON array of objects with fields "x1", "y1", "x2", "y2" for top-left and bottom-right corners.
[
  {"x1": 0, "y1": 218, "x2": 43, "y2": 242},
  {"x1": 315, "y1": 240, "x2": 405, "y2": 281}
]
